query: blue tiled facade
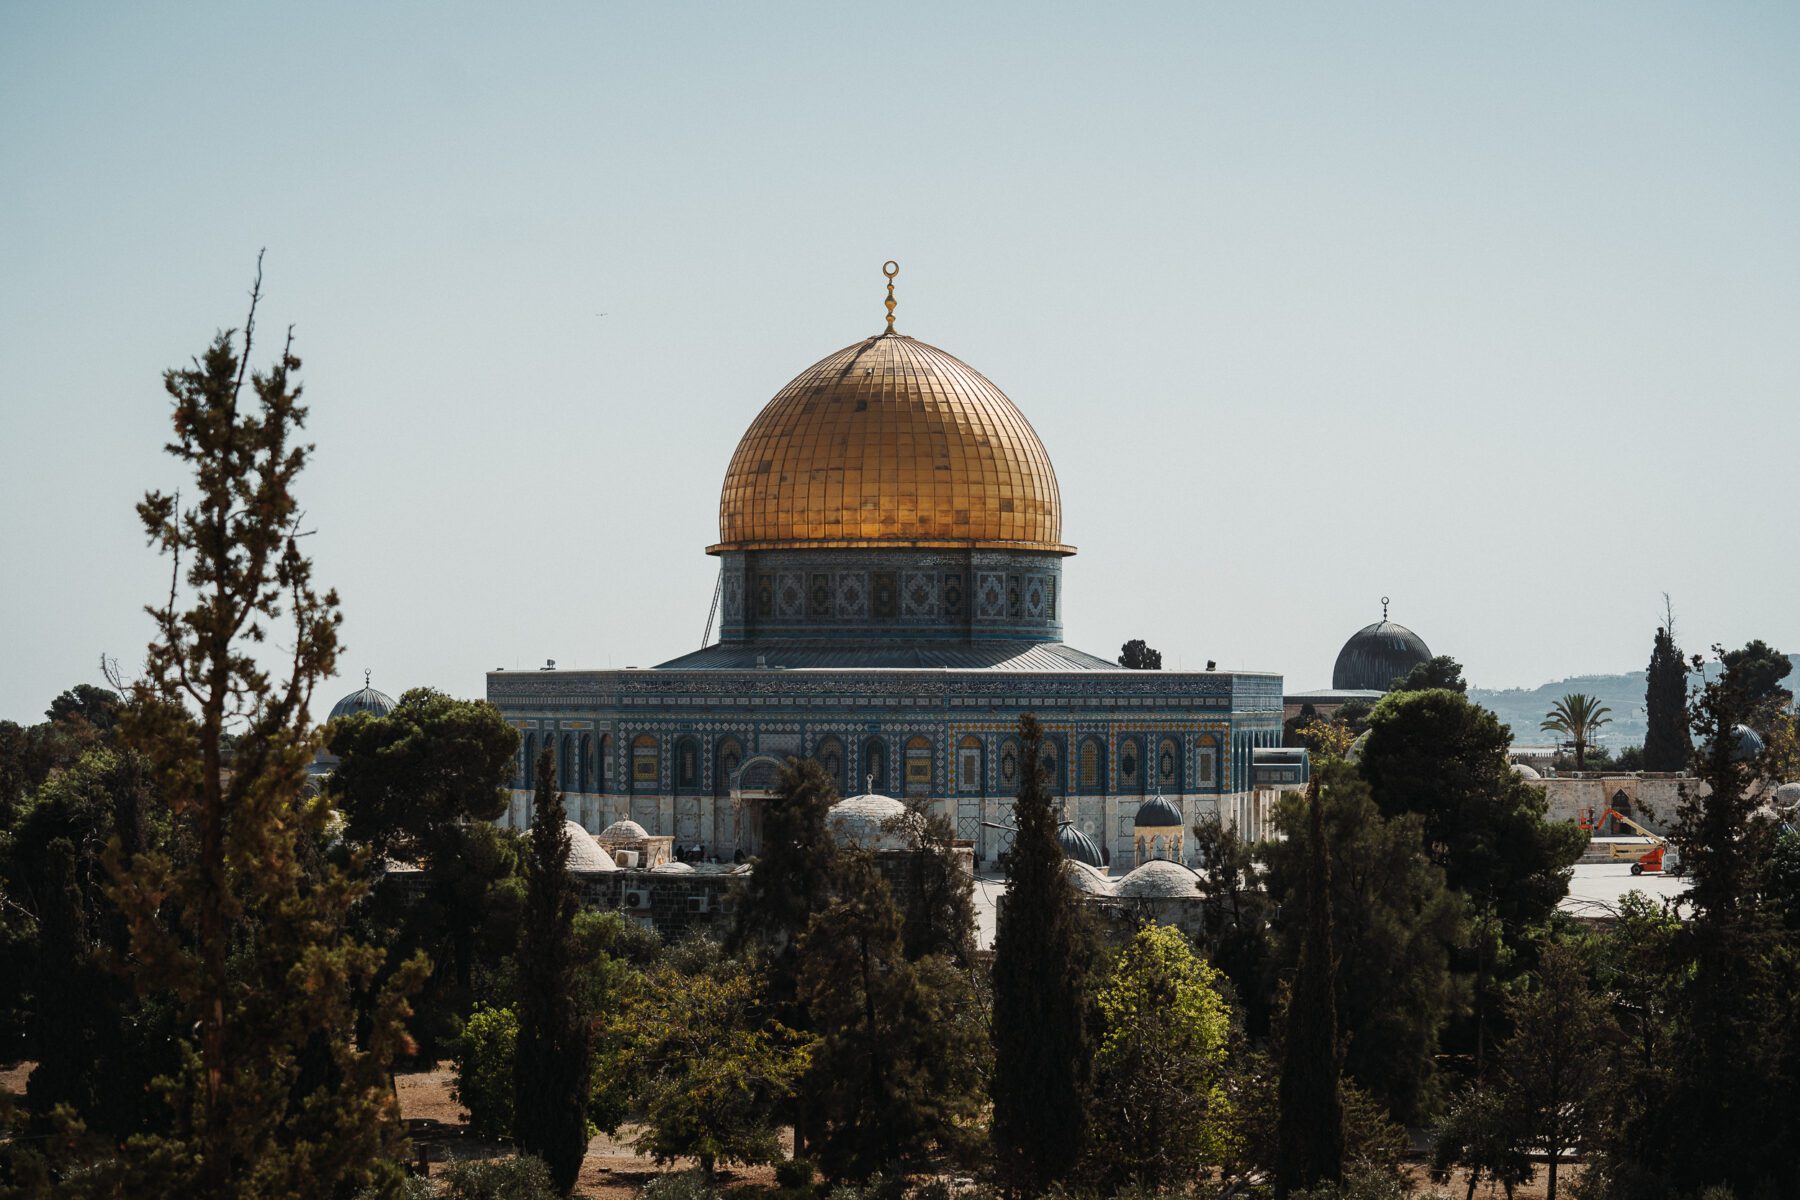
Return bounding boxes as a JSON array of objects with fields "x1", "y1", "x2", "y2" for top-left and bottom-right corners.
[{"x1": 488, "y1": 655, "x2": 1300, "y2": 867}]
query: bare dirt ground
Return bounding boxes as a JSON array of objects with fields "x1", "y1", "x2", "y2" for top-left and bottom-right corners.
[{"x1": 395, "y1": 1062, "x2": 780, "y2": 1200}]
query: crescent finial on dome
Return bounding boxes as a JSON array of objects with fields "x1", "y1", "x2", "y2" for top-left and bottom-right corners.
[{"x1": 882, "y1": 260, "x2": 899, "y2": 334}]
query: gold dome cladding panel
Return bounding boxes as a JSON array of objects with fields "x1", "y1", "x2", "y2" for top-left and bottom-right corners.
[{"x1": 715, "y1": 336, "x2": 1067, "y2": 552}]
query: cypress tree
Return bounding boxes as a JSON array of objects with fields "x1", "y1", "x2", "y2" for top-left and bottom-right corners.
[
  {"x1": 990, "y1": 713, "x2": 1093, "y2": 1196},
  {"x1": 514, "y1": 746, "x2": 590, "y2": 1193},
  {"x1": 1275, "y1": 778, "x2": 1344, "y2": 1195},
  {"x1": 1643, "y1": 623, "x2": 1691, "y2": 772}
]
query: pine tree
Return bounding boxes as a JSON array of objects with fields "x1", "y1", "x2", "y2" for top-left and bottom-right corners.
[
  {"x1": 1642, "y1": 617, "x2": 1691, "y2": 772},
  {"x1": 1262, "y1": 758, "x2": 1463, "y2": 1124},
  {"x1": 1495, "y1": 941, "x2": 1614, "y2": 1200},
  {"x1": 514, "y1": 746, "x2": 590, "y2": 1193},
  {"x1": 797, "y1": 853, "x2": 986, "y2": 1179},
  {"x1": 1275, "y1": 778, "x2": 1344, "y2": 1195},
  {"x1": 990, "y1": 713, "x2": 1094, "y2": 1196},
  {"x1": 102, "y1": 260, "x2": 425, "y2": 1198}
]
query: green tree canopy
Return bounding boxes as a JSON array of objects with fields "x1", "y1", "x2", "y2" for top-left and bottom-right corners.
[
  {"x1": 1390, "y1": 656, "x2": 1467, "y2": 694},
  {"x1": 1119, "y1": 640, "x2": 1164, "y2": 670},
  {"x1": 327, "y1": 687, "x2": 523, "y2": 1053},
  {"x1": 326, "y1": 687, "x2": 517, "y2": 861},
  {"x1": 1360, "y1": 689, "x2": 1585, "y2": 933},
  {"x1": 612, "y1": 955, "x2": 807, "y2": 1177},
  {"x1": 796, "y1": 853, "x2": 986, "y2": 1179},
  {"x1": 1087, "y1": 923, "x2": 1235, "y2": 1190},
  {"x1": 1263, "y1": 757, "x2": 1463, "y2": 1124},
  {"x1": 1719, "y1": 638, "x2": 1794, "y2": 734}
]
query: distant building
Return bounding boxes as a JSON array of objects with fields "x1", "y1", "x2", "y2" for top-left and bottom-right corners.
[
  {"x1": 1284, "y1": 600, "x2": 1432, "y2": 722},
  {"x1": 487, "y1": 268, "x2": 1308, "y2": 868}
]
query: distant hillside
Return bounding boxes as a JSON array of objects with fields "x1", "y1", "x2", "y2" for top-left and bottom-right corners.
[{"x1": 1470, "y1": 654, "x2": 1800, "y2": 749}]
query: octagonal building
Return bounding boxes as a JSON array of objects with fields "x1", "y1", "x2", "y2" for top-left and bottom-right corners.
[{"x1": 487, "y1": 272, "x2": 1306, "y2": 866}]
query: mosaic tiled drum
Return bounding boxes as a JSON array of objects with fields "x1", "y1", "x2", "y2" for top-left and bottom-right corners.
[{"x1": 489, "y1": 270, "x2": 1308, "y2": 868}]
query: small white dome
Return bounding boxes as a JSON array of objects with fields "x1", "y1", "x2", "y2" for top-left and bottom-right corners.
[
  {"x1": 599, "y1": 819, "x2": 650, "y2": 840},
  {"x1": 1511, "y1": 762, "x2": 1543, "y2": 780},
  {"x1": 1774, "y1": 782, "x2": 1800, "y2": 806},
  {"x1": 827, "y1": 793, "x2": 914, "y2": 850},
  {"x1": 1115, "y1": 859, "x2": 1202, "y2": 899},
  {"x1": 1063, "y1": 859, "x2": 1115, "y2": 896},
  {"x1": 564, "y1": 822, "x2": 618, "y2": 873},
  {"x1": 650, "y1": 861, "x2": 695, "y2": 874}
]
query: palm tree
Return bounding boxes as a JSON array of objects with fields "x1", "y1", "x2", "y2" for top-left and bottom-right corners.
[{"x1": 1542, "y1": 693, "x2": 1613, "y2": 771}]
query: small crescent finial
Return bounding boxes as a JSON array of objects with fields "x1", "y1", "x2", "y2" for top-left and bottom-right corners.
[
  {"x1": 364, "y1": 667, "x2": 371, "y2": 687},
  {"x1": 866, "y1": 772, "x2": 875, "y2": 795},
  {"x1": 1381, "y1": 596, "x2": 1390, "y2": 621},
  {"x1": 882, "y1": 260, "x2": 899, "y2": 334}
]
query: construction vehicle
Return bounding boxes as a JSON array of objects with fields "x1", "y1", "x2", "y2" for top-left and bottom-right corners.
[{"x1": 1578, "y1": 807, "x2": 1679, "y2": 875}]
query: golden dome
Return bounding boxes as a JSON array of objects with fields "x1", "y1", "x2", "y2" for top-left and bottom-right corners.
[{"x1": 712, "y1": 333, "x2": 1070, "y2": 554}]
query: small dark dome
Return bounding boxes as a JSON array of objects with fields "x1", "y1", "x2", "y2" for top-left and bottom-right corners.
[
  {"x1": 1133, "y1": 793, "x2": 1184, "y2": 830},
  {"x1": 1727, "y1": 724, "x2": 1765, "y2": 763},
  {"x1": 1332, "y1": 604, "x2": 1432, "y2": 691},
  {"x1": 1057, "y1": 823, "x2": 1105, "y2": 869},
  {"x1": 329, "y1": 671, "x2": 396, "y2": 722}
]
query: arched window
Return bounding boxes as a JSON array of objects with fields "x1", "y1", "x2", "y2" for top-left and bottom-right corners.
[
  {"x1": 1119, "y1": 737, "x2": 1142, "y2": 794},
  {"x1": 1158, "y1": 737, "x2": 1180, "y2": 791},
  {"x1": 675, "y1": 736, "x2": 700, "y2": 791},
  {"x1": 1196, "y1": 735, "x2": 1218, "y2": 788},
  {"x1": 521, "y1": 732, "x2": 537, "y2": 788},
  {"x1": 1079, "y1": 736, "x2": 1104, "y2": 793},
  {"x1": 559, "y1": 733, "x2": 574, "y2": 790},
  {"x1": 578, "y1": 734, "x2": 594, "y2": 792},
  {"x1": 1039, "y1": 738, "x2": 1061, "y2": 795},
  {"x1": 598, "y1": 733, "x2": 610, "y2": 792},
  {"x1": 631, "y1": 734, "x2": 659, "y2": 790},
  {"x1": 999, "y1": 738, "x2": 1021, "y2": 792},
  {"x1": 957, "y1": 735, "x2": 983, "y2": 793},
  {"x1": 715, "y1": 737, "x2": 743, "y2": 796},
  {"x1": 814, "y1": 736, "x2": 844, "y2": 793},
  {"x1": 905, "y1": 735, "x2": 932, "y2": 795},
  {"x1": 862, "y1": 738, "x2": 888, "y2": 793}
]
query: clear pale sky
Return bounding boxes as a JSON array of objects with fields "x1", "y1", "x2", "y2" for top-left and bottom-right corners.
[{"x1": 4, "y1": 3, "x2": 1797, "y2": 724}]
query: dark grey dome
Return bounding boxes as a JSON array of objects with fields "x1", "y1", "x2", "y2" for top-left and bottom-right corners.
[
  {"x1": 1332, "y1": 613, "x2": 1432, "y2": 691},
  {"x1": 1057, "y1": 823, "x2": 1105, "y2": 869},
  {"x1": 1727, "y1": 724, "x2": 1765, "y2": 763},
  {"x1": 329, "y1": 672, "x2": 396, "y2": 722},
  {"x1": 1133, "y1": 794, "x2": 1184, "y2": 830}
]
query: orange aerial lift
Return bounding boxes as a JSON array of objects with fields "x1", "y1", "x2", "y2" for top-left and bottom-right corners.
[{"x1": 1579, "y1": 807, "x2": 1676, "y2": 875}]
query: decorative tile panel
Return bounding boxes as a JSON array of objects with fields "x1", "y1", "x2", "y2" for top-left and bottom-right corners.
[
  {"x1": 901, "y1": 571, "x2": 938, "y2": 618},
  {"x1": 977, "y1": 572, "x2": 1007, "y2": 620},
  {"x1": 836, "y1": 572, "x2": 869, "y2": 618},
  {"x1": 776, "y1": 572, "x2": 805, "y2": 618}
]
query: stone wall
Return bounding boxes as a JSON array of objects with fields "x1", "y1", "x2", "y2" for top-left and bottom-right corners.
[{"x1": 1530, "y1": 774, "x2": 1700, "y2": 833}]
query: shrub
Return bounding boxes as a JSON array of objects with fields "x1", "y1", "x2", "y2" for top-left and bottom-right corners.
[
  {"x1": 440, "y1": 1154, "x2": 559, "y2": 1200},
  {"x1": 775, "y1": 1158, "x2": 817, "y2": 1190},
  {"x1": 641, "y1": 1169, "x2": 721, "y2": 1200},
  {"x1": 453, "y1": 1005, "x2": 519, "y2": 1139}
]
